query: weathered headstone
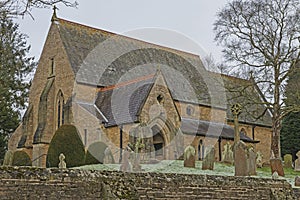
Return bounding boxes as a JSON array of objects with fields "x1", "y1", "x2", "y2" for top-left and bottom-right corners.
[
  {"x1": 283, "y1": 154, "x2": 293, "y2": 168},
  {"x1": 103, "y1": 147, "x2": 114, "y2": 164},
  {"x1": 184, "y1": 145, "x2": 196, "y2": 168},
  {"x1": 247, "y1": 147, "x2": 257, "y2": 175},
  {"x1": 202, "y1": 146, "x2": 215, "y2": 170},
  {"x1": 295, "y1": 176, "x2": 300, "y2": 187},
  {"x1": 120, "y1": 148, "x2": 132, "y2": 172},
  {"x1": 234, "y1": 141, "x2": 248, "y2": 176},
  {"x1": 58, "y1": 153, "x2": 66, "y2": 169},
  {"x1": 270, "y1": 158, "x2": 284, "y2": 176},
  {"x1": 222, "y1": 142, "x2": 234, "y2": 164},
  {"x1": 294, "y1": 151, "x2": 300, "y2": 172},
  {"x1": 256, "y1": 151, "x2": 263, "y2": 168}
]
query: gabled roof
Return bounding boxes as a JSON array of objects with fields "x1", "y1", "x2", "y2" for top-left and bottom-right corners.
[
  {"x1": 95, "y1": 74, "x2": 155, "y2": 127},
  {"x1": 222, "y1": 74, "x2": 272, "y2": 127},
  {"x1": 52, "y1": 17, "x2": 272, "y2": 127}
]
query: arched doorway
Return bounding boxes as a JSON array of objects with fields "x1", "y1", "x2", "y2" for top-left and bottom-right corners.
[{"x1": 151, "y1": 125, "x2": 165, "y2": 160}]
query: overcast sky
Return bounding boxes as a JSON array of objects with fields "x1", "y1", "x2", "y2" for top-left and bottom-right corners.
[{"x1": 16, "y1": 0, "x2": 229, "y2": 63}]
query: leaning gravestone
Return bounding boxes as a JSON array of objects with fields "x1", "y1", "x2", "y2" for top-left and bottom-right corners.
[
  {"x1": 202, "y1": 146, "x2": 215, "y2": 170},
  {"x1": 184, "y1": 145, "x2": 196, "y2": 168},
  {"x1": 234, "y1": 141, "x2": 248, "y2": 176},
  {"x1": 247, "y1": 147, "x2": 257, "y2": 175},
  {"x1": 294, "y1": 151, "x2": 300, "y2": 172},
  {"x1": 284, "y1": 154, "x2": 293, "y2": 168},
  {"x1": 58, "y1": 153, "x2": 66, "y2": 169},
  {"x1": 222, "y1": 142, "x2": 234, "y2": 164}
]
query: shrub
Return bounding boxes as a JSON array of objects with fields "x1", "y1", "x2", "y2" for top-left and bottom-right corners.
[
  {"x1": 85, "y1": 141, "x2": 115, "y2": 165},
  {"x1": 12, "y1": 151, "x2": 32, "y2": 166},
  {"x1": 46, "y1": 125, "x2": 85, "y2": 168},
  {"x1": 3, "y1": 150, "x2": 13, "y2": 166}
]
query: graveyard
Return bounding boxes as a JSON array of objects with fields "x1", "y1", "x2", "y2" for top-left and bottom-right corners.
[{"x1": 77, "y1": 159, "x2": 300, "y2": 188}]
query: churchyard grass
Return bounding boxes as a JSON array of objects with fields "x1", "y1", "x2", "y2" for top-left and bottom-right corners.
[{"x1": 75, "y1": 160, "x2": 300, "y2": 187}]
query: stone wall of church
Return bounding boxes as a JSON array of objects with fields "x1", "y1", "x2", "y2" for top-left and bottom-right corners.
[
  {"x1": 227, "y1": 122, "x2": 272, "y2": 165},
  {"x1": 175, "y1": 102, "x2": 226, "y2": 123},
  {"x1": 8, "y1": 22, "x2": 77, "y2": 167},
  {"x1": 0, "y1": 167, "x2": 295, "y2": 199}
]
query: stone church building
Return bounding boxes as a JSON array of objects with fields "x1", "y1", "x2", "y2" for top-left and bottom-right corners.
[{"x1": 6, "y1": 13, "x2": 273, "y2": 167}]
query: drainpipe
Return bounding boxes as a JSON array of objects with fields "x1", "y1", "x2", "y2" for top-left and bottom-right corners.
[
  {"x1": 119, "y1": 125, "x2": 123, "y2": 163},
  {"x1": 218, "y1": 137, "x2": 222, "y2": 161},
  {"x1": 252, "y1": 125, "x2": 256, "y2": 140}
]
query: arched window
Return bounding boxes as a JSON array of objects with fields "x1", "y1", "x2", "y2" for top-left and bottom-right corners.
[{"x1": 56, "y1": 91, "x2": 64, "y2": 129}]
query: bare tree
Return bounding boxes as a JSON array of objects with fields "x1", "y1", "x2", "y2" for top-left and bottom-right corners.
[
  {"x1": 214, "y1": 0, "x2": 300, "y2": 159},
  {"x1": 0, "y1": 0, "x2": 78, "y2": 17}
]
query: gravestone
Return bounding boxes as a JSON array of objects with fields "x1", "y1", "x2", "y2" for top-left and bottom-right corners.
[
  {"x1": 256, "y1": 151, "x2": 263, "y2": 168},
  {"x1": 295, "y1": 176, "x2": 300, "y2": 187},
  {"x1": 184, "y1": 145, "x2": 196, "y2": 168},
  {"x1": 270, "y1": 158, "x2": 285, "y2": 176},
  {"x1": 234, "y1": 141, "x2": 248, "y2": 176},
  {"x1": 202, "y1": 146, "x2": 215, "y2": 170},
  {"x1": 247, "y1": 147, "x2": 257, "y2": 175},
  {"x1": 222, "y1": 142, "x2": 234, "y2": 164},
  {"x1": 58, "y1": 153, "x2": 66, "y2": 169},
  {"x1": 103, "y1": 147, "x2": 114, "y2": 164},
  {"x1": 283, "y1": 154, "x2": 293, "y2": 168},
  {"x1": 120, "y1": 148, "x2": 132, "y2": 172},
  {"x1": 294, "y1": 151, "x2": 300, "y2": 172}
]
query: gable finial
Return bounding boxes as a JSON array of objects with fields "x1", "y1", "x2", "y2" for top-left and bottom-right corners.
[{"x1": 51, "y1": 5, "x2": 58, "y2": 22}]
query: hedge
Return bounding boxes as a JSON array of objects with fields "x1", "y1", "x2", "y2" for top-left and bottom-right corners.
[
  {"x1": 46, "y1": 125, "x2": 85, "y2": 168},
  {"x1": 11, "y1": 151, "x2": 32, "y2": 166}
]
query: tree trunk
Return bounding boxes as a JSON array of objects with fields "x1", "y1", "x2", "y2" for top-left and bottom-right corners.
[{"x1": 271, "y1": 67, "x2": 281, "y2": 159}]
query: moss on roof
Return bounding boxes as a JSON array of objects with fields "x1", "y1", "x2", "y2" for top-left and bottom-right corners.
[{"x1": 52, "y1": 17, "x2": 272, "y2": 127}]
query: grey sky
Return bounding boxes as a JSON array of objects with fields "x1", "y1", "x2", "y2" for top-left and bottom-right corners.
[{"x1": 16, "y1": 0, "x2": 228, "y2": 62}]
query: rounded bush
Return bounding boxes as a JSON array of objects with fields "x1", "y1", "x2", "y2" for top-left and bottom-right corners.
[
  {"x1": 46, "y1": 125, "x2": 85, "y2": 168},
  {"x1": 12, "y1": 151, "x2": 32, "y2": 166},
  {"x1": 85, "y1": 141, "x2": 115, "y2": 165}
]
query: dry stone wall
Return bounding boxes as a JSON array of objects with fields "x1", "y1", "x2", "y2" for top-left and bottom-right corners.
[{"x1": 0, "y1": 166, "x2": 296, "y2": 199}]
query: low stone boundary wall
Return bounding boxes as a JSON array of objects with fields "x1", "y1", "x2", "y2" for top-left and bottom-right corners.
[{"x1": 0, "y1": 166, "x2": 296, "y2": 199}]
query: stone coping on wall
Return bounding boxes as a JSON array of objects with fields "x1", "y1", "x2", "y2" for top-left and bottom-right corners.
[{"x1": 0, "y1": 166, "x2": 297, "y2": 199}]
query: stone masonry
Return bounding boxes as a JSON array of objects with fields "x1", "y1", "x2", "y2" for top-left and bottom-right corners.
[{"x1": 0, "y1": 166, "x2": 296, "y2": 200}]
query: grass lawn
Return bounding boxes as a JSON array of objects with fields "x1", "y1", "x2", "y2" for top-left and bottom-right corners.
[{"x1": 75, "y1": 160, "x2": 300, "y2": 187}]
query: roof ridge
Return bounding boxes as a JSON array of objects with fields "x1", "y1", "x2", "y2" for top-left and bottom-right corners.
[
  {"x1": 98, "y1": 73, "x2": 155, "y2": 92},
  {"x1": 56, "y1": 17, "x2": 117, "y2": 36},
  {"x1": 55, "y1": 17, "x2": 202, "y2": 59}
]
